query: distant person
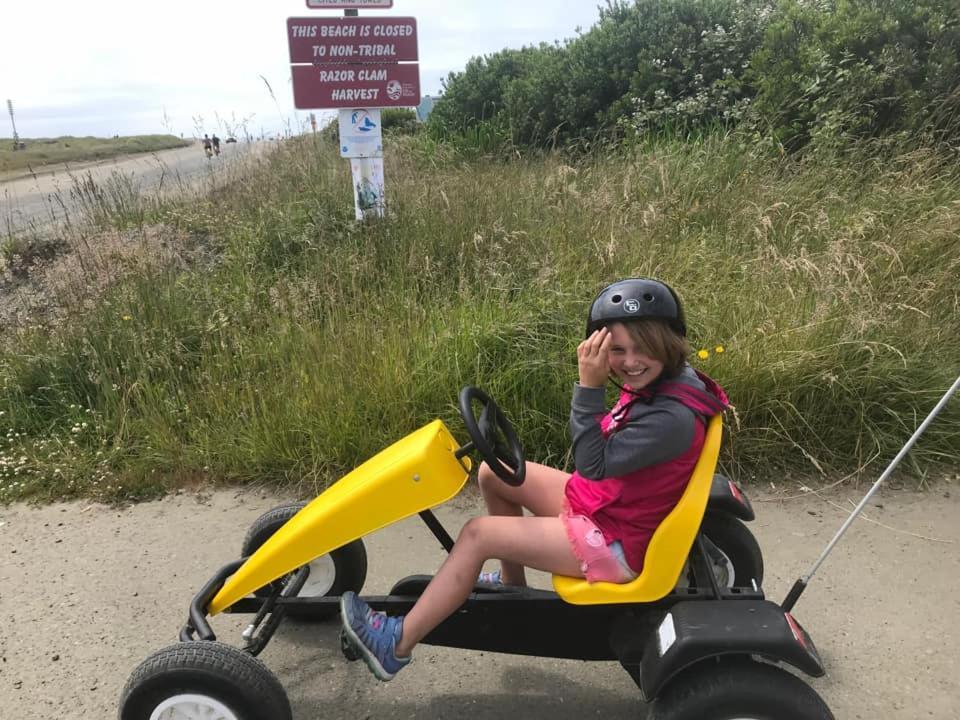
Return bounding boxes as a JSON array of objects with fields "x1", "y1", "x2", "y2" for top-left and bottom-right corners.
[
  {"x1": 202, "y1": 134, "x2": 212, "y2": 159},
  {"x1": 211, "y1": 134, "x2": 221, "y2": 156}
]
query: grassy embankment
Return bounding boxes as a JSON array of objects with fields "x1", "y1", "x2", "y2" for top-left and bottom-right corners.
[
  {"x1": 0, "y1": 135, "x2": 190, "y2": 175},
  {"x1": 0, "y1": 132, "x2": 957, "y2": 503}
]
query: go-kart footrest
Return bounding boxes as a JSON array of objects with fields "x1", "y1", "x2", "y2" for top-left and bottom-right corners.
[{"x1": 242, "y1": 565, "x2": 309, "y2": 656}]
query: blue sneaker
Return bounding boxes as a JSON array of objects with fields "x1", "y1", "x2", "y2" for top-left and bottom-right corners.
[
  {"x1": 477, "y1": 569, "x2": 503, "y2": 586},
  {"x1": 340, "y1": 592, "x2": 411, "y2": 681}
]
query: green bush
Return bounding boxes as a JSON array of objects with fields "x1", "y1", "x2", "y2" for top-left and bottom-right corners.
[
  {"x1": 627, "y1": 1, "x2": 769, "y2": 135},
  {"x1": 748, "y1": 0, "x2": 960, "y2": 150},
  {"x1": 424, "y1": 0, "x2": 960, "y2": 151},
  {"x1": 428, "y1": 46, "x2": 549, "y2": 133},
  {"x1": 428, "y1": 1, "x2": 767, "y2": 146},
  {"x1": 380, "y1": 108, "x2": 419, "y2": 135}
]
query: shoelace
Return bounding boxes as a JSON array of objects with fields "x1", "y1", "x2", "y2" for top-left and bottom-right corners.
[{"x1": 365, "y1": 609, "x2": 385, "y2": 631}]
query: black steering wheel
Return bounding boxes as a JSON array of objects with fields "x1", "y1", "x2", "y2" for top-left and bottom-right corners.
[{"x1": 458, "y1": 386, "x2": 526, "y2": 486}]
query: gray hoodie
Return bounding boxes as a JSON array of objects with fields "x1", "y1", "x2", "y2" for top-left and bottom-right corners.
[{"x1": 569, "y1": 364, "x2": 706, "y2": 480}]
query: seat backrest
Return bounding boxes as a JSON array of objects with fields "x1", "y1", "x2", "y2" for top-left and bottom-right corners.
[{"x1": 552, "y1": 413, "x2": 723, "y2": 605}]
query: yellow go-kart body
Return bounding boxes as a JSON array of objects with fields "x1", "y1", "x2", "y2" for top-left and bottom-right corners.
[
  {"x1": 209, "y1": 420, "x2": 471, "y2": 615},
  {"x1": 126, "y1": 398, "x2": 833, "y2": 719},
  {"x1": 209, "y1": 412, "x2": 723, "y2": 614}
]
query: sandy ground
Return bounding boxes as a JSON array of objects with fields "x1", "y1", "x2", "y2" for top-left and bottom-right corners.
[{"x1": 0, "y1": 480, "x2": 957, "y2": 720}]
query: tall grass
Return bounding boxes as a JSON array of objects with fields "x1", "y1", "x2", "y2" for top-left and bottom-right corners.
[{"x1": 1, "y1": 132, "x2": 957, "y2": 502}]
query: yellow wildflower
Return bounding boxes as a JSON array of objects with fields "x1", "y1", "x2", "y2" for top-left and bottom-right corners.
[
  {"x1": 697, "y1": 349, "x2": 710, "y2": 360},
  {"x1": 122, "y1": 315, "x2": 132, "y2": 321},
  {"x1": 715, "y1": 345, "x2": 725, "y2": 354}
]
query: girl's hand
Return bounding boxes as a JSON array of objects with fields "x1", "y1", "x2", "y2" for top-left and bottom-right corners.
[{"x1": 577, "y1": 327, "x2": 612, "y2": 388}]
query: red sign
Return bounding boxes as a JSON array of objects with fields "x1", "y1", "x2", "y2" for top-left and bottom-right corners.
[
  {"x1": 306, "y1": 0, "x2": 393, "y2": 8},
  {"x1": 291, "y1": 63, "x2": 421, "y2": 109},
  {"x1": 287, "y1": 18, "x2": 418, "y2": 63}
]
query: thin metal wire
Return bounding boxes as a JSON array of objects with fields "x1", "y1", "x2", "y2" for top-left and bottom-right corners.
[{"x1": 801, "y1": 374, "x2": 960, "y2": 584}]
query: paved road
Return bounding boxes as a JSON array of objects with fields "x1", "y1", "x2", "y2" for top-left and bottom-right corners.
[
  {"x1": 1, "y1": 482, "x2": 957, "y2": 719},
  {"x1": 0, "y1": 142, "x2": 259, "y2": 233}
]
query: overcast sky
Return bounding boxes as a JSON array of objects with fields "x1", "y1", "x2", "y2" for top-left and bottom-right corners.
[{"x1": 1, "y1": 1, "x2": 604, "y2": 140}]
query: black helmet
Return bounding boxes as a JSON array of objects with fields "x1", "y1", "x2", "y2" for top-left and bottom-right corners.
[{"x1": 585, "y1": 278, "x2": 686, "y2": 337}]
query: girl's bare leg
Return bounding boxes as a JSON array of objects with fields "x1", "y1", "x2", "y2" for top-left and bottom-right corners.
[
  {"x1": 476, "y1": 461, "x2": 570, "y2": 585},
  {"x1": 396, "y1": 515, "x2": 581, "y2": 656}
]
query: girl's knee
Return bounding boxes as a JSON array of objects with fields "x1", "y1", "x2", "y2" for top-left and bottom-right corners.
[
  {"x1": 457, "y1": 516, "x2": 493, "y2": 546},
  {"x1": 476, "y1": 462, "x2": 498, "y2": 494}
]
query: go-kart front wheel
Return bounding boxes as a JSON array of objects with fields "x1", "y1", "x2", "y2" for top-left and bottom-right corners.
[
  {"x1": 649, "y1": 657, "x2": 834, "y2": 720},
  {"x1": 242, "y1": 502, "x2": 367, "y2": 620},
  {"x1": 119, "y1": 641, "x2": 291, "y2": 720}
]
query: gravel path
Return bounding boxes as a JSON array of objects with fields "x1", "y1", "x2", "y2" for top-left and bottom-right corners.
[{"x1": 1, "y1": 480, "x2": 957, "y2": 719}]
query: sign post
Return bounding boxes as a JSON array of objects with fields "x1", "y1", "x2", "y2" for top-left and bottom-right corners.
[
  {"x1": 339, "y1": 108, "x2": 385, "y2": 219},
  {"x1": 7, "y1": 100, "x2": 21, "y2": 151},
  {"x1": 287, "y1": 9, "x2": 419, "y2": 220},
  {"x1": 350, "y1": 157, "x2": 386, "y2": 220}
]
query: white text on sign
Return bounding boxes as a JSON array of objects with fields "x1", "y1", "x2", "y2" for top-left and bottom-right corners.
[
  {"x1": 314, "y1": 44, "x2": 400, "y2": 58},
  {"x1": 290, "y1": 23, "x2": 415, "y2": 38},
  {"x1": 317, "y1": 69, "x2": 390, "y2": 82}
]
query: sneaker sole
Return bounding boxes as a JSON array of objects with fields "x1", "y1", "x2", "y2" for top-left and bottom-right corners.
[{"x1": 339, "y1": 595, "x2": 398, "y2": 681}]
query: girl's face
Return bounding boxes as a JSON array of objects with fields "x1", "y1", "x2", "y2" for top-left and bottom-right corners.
[{"x1": 606, "y1": 322, "x2": 664, "y2": 390}]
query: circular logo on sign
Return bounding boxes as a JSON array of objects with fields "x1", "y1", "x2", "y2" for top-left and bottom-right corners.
[
  {"x1": 624, "y1": 298, "x2": 641, "y2": 313},
  {"x1": 386, "y1": 81, "x2": 402, "y2": 101}
]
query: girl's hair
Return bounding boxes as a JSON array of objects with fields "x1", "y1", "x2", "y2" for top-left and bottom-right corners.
[{"x1": 620, "y1": 318, "x2": 690, "y2": 378}]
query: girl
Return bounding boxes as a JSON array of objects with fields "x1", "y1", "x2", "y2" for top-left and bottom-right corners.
[{"x1": 340, "y1": 278, "x2": 728, "y2": 681}]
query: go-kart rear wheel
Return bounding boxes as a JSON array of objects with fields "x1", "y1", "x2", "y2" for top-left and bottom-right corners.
[
  {"x1": 243, "y1": 502, "x2": 367, "y2": 620},
  {"x1": 389, "y1": 575, "x2": 431, "y2": 597},
  {"x1": 119, "y1": 641, "x2": 291, "y2": 720},
  {"x1": 700, "y1": 511, "x2": 764, "y2": 588},
  {"x1": 649, "y1": 657, "x2": 834, "y2": 720}
]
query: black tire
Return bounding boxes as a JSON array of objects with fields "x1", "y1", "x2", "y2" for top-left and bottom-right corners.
[
  {"x1": 649, "y1": 658, "x2": 834, "y2": 720},
  {"x1": 389, "y1": 575, "x2": 431, "y2": 597},
  {"x1": 242, "y1": 502, "x2": 367, "y2": 620},
  {"x1": 119, "y1": 641, "x2": 291, "y2": 720},
  {"x1": 700, "y1": 512, "x2": 764, "y2": 588}
]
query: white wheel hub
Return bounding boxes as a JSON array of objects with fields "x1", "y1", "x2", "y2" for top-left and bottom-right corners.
[
  {"x1": 300, "y1": 554, "x2": 337, "y2": 596},
  {"x1": 711, "y1": 546, "x2": 735, "y2": 588},
  {"x1": 149, "y1": 693, "x2": 239, "y2": 720}
]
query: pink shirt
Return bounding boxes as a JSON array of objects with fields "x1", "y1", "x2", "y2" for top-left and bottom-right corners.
[{"x1": 564, "y1": 372, "x2": 728, "y2": 573}]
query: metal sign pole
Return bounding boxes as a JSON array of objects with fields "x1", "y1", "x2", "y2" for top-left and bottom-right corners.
[
  {"x1": 7, "y1": 99, "x2": 20, "y2": 150},
  {"x1": 341, "y1": 6, "x2": 382, "y2": 221}
]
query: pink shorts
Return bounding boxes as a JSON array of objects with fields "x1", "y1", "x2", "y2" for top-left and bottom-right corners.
[{"x1": 560, "y1": 511, "x2": 638, "y2": 584}]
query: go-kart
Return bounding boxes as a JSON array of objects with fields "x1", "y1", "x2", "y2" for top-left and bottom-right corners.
[{"x1": 119, "y1": 386, "x2": 833, "y2": 720}]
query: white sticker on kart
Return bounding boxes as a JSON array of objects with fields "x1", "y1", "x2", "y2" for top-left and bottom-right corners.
[{"x1": 657, "y1": 613, "x2": 676, "y2": 656}]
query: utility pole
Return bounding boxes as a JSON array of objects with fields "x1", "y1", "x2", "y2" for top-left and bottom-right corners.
[{"x1": 7, "y1": 99, "x2": 21, "y2": 151}]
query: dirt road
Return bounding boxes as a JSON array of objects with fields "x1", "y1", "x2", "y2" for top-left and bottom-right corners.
[{"x1": 1, "y1": 481, "x2": 957, "y2": 719}]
